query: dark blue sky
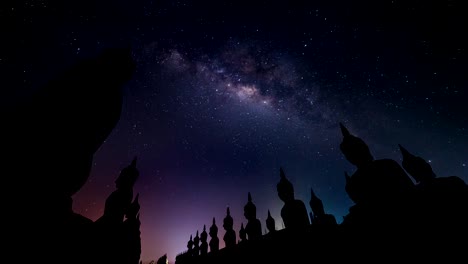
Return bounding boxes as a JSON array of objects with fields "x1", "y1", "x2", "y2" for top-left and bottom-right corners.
[{"x1": 7, "y1": 1, "x2": 467, "y2": 262}]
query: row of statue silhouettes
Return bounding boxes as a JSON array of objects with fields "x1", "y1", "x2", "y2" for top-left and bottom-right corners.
[{"x1": 184, "y1": 169, "x2": 339, "y2": 255}]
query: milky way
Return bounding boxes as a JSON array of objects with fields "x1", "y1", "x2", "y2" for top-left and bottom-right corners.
[{"x1": 12, "y1": 1, "x2": 468, "y2": 263}]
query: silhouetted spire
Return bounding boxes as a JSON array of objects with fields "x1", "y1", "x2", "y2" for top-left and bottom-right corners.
[
  {"x1": 398, "y1": 144, "x2": 413, "y2": 160},
  {"x1": 339, "y1": 122, "x2": 373, "y2": 168},
  {"x1": 340, "y1": 122, "x2": 351, "y2": 137}
]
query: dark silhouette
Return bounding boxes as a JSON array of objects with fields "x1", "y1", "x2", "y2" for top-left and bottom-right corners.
[
  {"x1": 100, "y1": 157, "x2": 139, "y2": 225},
  {"x1": 157, "y1": 254, "x2": 168, "y2": 264},
  {"x1": 200, "y1": 225, "x2": 208, "y2": 256},
  {"x1": 276, "y1": 168, "x2": 310, "y2": 229},
  {"x1": 94, "y1": 158, "x2": 141, "y2": 264},
  {"x1": 187, "y1": 235, "x2": 194, "y2": 256},
  {"x1": 243, "y1": 192, "x2": 262, "y2": 240},
  {"x1": 208, "y1": 218, "x2": 219, "y2": 253},
  {"x1": 193, "y1": 231, "x2": 200, "y2": 256},
  {"x1": 223, "y1": 207, "x2": 236, "y2": 248},
  {"x1": 174, "y1": 122, "x2": 467, "y2": 264},
  {"x1": 6, "y1": 47, "x2": 138, "y2": 264},
  {"x1": 239, "y1": 223, "x2": 247, "y2": 243},
  {"x1": 122, "y1": 194, "x2": 142, "y2": 264},
  {"x1": 399, "y1": 144, "x2": 468, "y2": 229},
  {"x1": 266, "y1": 210, "x2": 276, "y2": 233},
  {"x1": 309, "y1": 188, "x2": 337, "y2": 226},
  {"x1": 338, "y1": 123, "x2": 416, "y2": 229}
]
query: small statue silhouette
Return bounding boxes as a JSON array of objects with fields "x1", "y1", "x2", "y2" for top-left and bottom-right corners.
[
  {"x1": 239, "y1": 223, "x2": 247, "y2": 242},
  {"x1": 309, "y1": 188, "x2": 337, "y2": 226},
  {"x1": 209, "y1": 218, "x2": 219, "y2": 253},
  {"x1": 193, "y1": 231, "x2": 200, "y2": 256},
  {"x1": 187, "y1": 235, "x2": 194, "y2": 255},
  {"x1": 244, "y1": 192, "x2": 262, "y2": 240},
  {"x1": 277, "y1": 168, "x2": 310, "y2": 229},
  {"x1": 266, "y1": 210, "x2": 276, "y2": 233},
  {"x1": 200, "y1": 225, "x2": 208, "y2": 256},
  {"x1": 223, "y1": 207, "x2": 236, "y2": 248}
]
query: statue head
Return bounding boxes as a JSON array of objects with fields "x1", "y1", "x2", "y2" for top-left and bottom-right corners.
[
  {"x1": 223, "y1": 207, "x2": 233, "y2": 230},
  {"x1": 277, "y1": 167, "x2": 294, "y2": 202},
  {"x1": 209, "y1": 217, "x2": 218, "y2": 237},
  {"x1": 243, "y1": 192, "x2": 257, "y2": 220},
  {"x1": 399, "y1": 144, "x2": 436, "y2": 183},
  {"x1": 339, "y1": 123, "x2": 374, "y2": 168}
]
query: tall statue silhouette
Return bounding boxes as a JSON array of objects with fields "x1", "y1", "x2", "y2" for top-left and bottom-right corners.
[
  {"x1": 6, "y1": 48, "x2": 136, "y2": 263},
  {"x1": 243, "y1": 192, "x2": 262, "y2": 240},
  {"x1": 101, "y1": 157, "x2": 139, "y2": 224},
  {"x1": 309, "y1": 188, "x2": 337, "y2": 226},
  {"x1": 399, "y1": 144, "x2": 468, "y2": 228},
  {"x1": 209, "y1": 218, "x2": 219, "y2": 253},
  {"x1": 339, "y1": 123, "x2": 415, "y2": 228},
  {"x1": 266, "y1": 210, "x2": 276, "y2": 234},
  {"x1": 276, "y1": 168, "x2": 310, "y2": 229},
  {"x1": 94, "y1": 158, "x2": 141, "y2": 264},
  {"x1": 223, "y1": 207, "x2": 236, "y2": 248}
]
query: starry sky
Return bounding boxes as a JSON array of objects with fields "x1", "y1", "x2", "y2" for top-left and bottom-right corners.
[{"x1": 6, "y1": 0, "x2": 468, "y2": 263}]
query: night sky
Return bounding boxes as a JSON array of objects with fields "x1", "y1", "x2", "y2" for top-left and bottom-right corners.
[{"x1": 7, "y1": 1, "x2": 468, "y2": 263}]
